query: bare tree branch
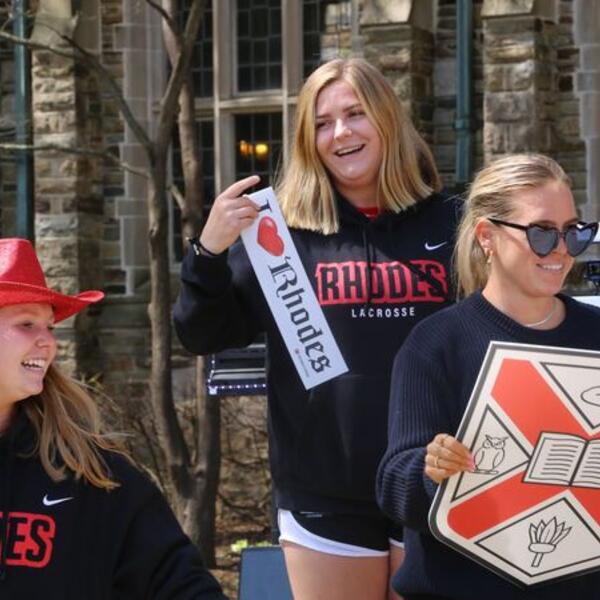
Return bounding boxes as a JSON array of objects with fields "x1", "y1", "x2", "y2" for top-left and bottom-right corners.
[
  {"x1": 0, "y1": 28, "x2": 75, "y2": 58},
  {"x1": 51, "y1": 29, "x2": 154, "y2": 154},
  {"x1": 169, "y1": 183, "x2": 186, "y2": 212},
  {"x1": 0, "y1": 25, "x2": 154, "y2": 155},
  {"x1": 145, "y1": 0, "x2": 180, "y2": 42},
  {"x1": 0, "y1": 142, "x2": 150, "y2": 179},
  {"x1": 155, "y1": 0, "x2": 204, "y2": 153}
]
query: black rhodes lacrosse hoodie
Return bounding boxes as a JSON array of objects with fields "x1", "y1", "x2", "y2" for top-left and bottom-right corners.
[{"x1": 174, "y1": 191, "x2": 460, "y2": 516}]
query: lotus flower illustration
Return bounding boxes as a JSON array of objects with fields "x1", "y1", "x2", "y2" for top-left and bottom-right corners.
[{"x1": 528, "y1": 517, "x2": 571, "y2": 567}]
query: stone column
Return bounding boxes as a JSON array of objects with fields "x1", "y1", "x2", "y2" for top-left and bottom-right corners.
[
  {"x1": 31, "y1": 0, "x2": 104, "y2": 375},
  {"x1": 360, "y1": 0, "x2": 436, "y2": 141},
  {"x1": 574, "y1": 0, "x2": 600, "y2": 228},
  {"x1": 482, "y1": 0, "x2": 558, "y2": 162}
]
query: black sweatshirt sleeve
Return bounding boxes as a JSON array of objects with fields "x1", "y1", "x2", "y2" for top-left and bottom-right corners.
[
  {"x1": 173, "y1": 241, "x2": 263, "y2": 355},
  {"x1": 111, "y1": 470, "x2": 228, "y2": 600},
  {"x1": 376, "y1": 337, "x2": 453, "y2": 532}
]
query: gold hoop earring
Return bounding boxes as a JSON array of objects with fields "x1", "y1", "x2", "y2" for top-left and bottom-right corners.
[{"x1": 485, "y1": 248, "x2": 493, "y2": 265}]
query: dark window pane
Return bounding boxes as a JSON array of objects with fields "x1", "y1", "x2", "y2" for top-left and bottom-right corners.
[
  {"x1": 254, "y1": 40, "x2": 267, "y2": 63},
  {"x1": 234, "y1": 113, "x2": 283, "y2": 186},
  {"x1": 254, "y1": 67, "x2": 267, "y2": 89},
  {"x1": 302, "y1": 1, "x2": 353, "y2": 79},
  {"x1": 269, "y1": 66, "x2": 280, "y2": 87},
  {"x1": 237, "y1": 2, "x2": 282, "y2": 91},
  {"x1": 237, "y1": 11, "x2": 249, "y2": 36},
  {"x1": 239, "y1": 40, "x2": 251, "y2": 65},
  {"x1": 239, "y1": 66, "x2": 252, "y2": 90},
  {"x1": 270, "y1": 7, "x2": 281, "y2": 34},
  {"x1": 181, "y1": 0, "x2": 213, "y2": 98},
  {"x1": 270, "y1": 36, "x2": 281, "y2": 61},
  {"x1": 251, "y1": 8, "x2": 268, "y2": 37}
]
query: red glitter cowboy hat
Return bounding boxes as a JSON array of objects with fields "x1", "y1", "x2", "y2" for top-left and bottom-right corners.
[{"x1": 0, "y1": 238, "x2": 104, "y2": 322}]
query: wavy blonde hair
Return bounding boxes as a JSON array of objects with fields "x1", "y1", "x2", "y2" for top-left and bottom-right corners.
[
  {"x1": 21, "y1": 364, "x2": 127, "y2": 490},
  {"x1": 276, "y1": 58, "x2": 441, "y2": 234},
  {"x1": 455, "y1": 153, "x2": 571, "y2": 297}
]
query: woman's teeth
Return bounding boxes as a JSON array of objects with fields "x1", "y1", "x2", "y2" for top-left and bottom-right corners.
[
  {"x1": 22, "y1": 359, "x2": 46, "y2": 369},
  {"x1": 335, "y1": 145, "x2": 363, "y2": 157}
]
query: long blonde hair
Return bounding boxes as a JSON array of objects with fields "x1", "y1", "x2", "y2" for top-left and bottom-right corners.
[
  {"x1": 455, "y1": 153, "x2": 571, "y2": 297},
  {"x1": 277, "y1": 58, "x2": 441, "y2": 234},
  {"x1": 22, "y1": 364, "x2": 127, "y2": 490}
]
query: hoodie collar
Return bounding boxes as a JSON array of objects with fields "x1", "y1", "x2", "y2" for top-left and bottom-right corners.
[{"x1": 336, "y1": 190, "x2": 438, "y2": 228}]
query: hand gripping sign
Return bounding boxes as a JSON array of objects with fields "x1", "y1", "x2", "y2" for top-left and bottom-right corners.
[
  {"x1": 240, "y1": 187, "x2": 348, "y2": 389},
  {"x1": 430, "y1": 342, "x2": 600, "y2": 587}
]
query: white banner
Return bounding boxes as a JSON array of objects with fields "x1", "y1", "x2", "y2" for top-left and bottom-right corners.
[{"x1": 241, "y1": 187, "x2": 348, "y2": 389}]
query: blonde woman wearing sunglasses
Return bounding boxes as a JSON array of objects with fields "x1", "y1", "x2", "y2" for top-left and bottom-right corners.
[{"x1": 377, "y1": 154, "x2": 600, "y2": 600}]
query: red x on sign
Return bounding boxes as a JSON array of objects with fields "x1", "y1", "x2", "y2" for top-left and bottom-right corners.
[{"x1": 430, "y1": 342, "x2": 600, "y2": 587}]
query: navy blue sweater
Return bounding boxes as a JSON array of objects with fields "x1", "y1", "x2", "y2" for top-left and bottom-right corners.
[
  {"x1": 377, "y1": 291, "x2": 600, "y2": 599},
  {"x1": 175, "y1": 192, "x2": 460, "y2": 515}
]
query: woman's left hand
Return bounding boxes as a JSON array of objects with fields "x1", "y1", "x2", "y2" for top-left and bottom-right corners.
[{"x1": 424, "y1": 433, "x2": 473, "y2": 484}]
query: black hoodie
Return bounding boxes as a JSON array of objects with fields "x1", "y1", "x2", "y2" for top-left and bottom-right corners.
[
  {"x1": 0, "y1": 409, "x2": 227, "y2": 600},
  {"x1": 174, "y1": 192, "x2": 460, "y2": 515}
]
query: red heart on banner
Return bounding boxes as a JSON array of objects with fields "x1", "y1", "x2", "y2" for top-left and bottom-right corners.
[{"x1": 257, "y1": 216, "x2": 284, "y2": 256}]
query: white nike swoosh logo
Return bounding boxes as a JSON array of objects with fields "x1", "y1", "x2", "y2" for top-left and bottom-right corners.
[
  {"x1": 424, "y1": 241, "x2": 448, "y2": 251},
  {"x1": 43, "y1": 494, "x2": 74, "y2": 507}
]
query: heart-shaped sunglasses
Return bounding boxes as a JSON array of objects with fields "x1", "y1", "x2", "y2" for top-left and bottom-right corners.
[{"x1": 488, "y1": 219, "x2": 599, "y2": 258}]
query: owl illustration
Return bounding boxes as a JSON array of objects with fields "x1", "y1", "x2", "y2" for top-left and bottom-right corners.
[{"x1": 473, "y1": 435, "x2": 507, "y2": 474}]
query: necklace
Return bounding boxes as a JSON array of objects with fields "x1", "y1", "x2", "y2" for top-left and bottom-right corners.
[{"x1": 524, "y1": 298, "x2": 558, "y2": 328}]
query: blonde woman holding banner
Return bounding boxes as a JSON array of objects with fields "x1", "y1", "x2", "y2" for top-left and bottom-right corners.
[{"x1": 175, "y1": 58, "x2": 460, "y2": 600}]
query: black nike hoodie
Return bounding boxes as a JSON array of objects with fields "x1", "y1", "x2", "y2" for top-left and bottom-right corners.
[
  {"x1": 174, "y1": 191, "x2": 461, "y2": 515},
  {"x1": 0, "y1": 408, "x2": 227, "y2": 599}
]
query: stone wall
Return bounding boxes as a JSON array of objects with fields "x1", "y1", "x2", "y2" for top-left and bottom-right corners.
[
  {"x1": 555, "y1": 0, "x2": 587, "y2": 212},
  {"x1": 362, "y1": 1, "x2": 436, "y2": 143},
  {"x1": 30, "y1": 2, "x2": 105, "y2": 372},
  {"x1": 100, "y1": 0, "x2": 128, "y2": 295},
  {"x1": 574, "y1": 0, "x2": 600, "y2": 230}
]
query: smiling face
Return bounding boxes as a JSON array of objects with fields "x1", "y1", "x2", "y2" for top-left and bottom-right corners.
[
  {"x1": 0, "y1": 303, "x2": 57, "y2": 430},
  {"x1": 314, "y1": 79, "x2": 383, "y2": 208},
  {"x1": 481, "y1": 181, "x2": 577, "y2": 304}
]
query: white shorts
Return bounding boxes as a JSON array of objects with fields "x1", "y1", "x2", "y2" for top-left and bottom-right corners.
[{"x1": 278, "y1": 509, "x2": 404, "y2": 558}]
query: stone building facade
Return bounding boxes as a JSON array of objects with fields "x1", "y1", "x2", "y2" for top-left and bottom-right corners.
[
  {"x1": 0, "y1": 0, "x2": 599, "y2": 548},
  {"x1": 0, "y1": 0, "x2": 598, "y2": 379}
]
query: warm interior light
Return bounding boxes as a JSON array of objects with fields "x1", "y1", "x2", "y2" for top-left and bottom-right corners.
[
  {"x1": 239, "y1": 140, "x2": 252, "y2": 157},
  {"x1": 238, "y1": 140, "x2": 269, "y2": 160},
  {"x1": 254, "y1": 142, "x2": 269, "y2": 159}
]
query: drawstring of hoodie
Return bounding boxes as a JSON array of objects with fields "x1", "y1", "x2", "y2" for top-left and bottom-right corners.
[
  {"x1": 362, "y1": 226, "x2": 374, "y2": 305},
  {"x1": 0, "y1": 425, "x2": 16, "y2": 582}
]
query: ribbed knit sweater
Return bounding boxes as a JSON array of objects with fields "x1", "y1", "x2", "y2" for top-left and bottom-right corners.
[{"x1": 377, "y1": 291, "x2": 600, "y2": 599}]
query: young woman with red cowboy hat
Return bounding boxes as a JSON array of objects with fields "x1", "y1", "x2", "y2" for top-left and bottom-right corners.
[{"x1": 0, "y1": 238, "x2": 227, "y2": 599}]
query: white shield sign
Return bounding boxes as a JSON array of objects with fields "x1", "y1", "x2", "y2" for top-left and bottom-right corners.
[{"x1": 430, "y1": 342, "x2": 600, "y2": 587}]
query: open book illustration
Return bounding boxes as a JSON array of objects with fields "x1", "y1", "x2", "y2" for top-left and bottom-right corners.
[{"x1": 523, "y1": 432, "x2": 600, "y2": 488}]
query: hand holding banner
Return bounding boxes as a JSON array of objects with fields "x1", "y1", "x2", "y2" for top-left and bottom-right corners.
[{"x1": 240, "y1": 187, "x2": 348, "y2": 389}]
